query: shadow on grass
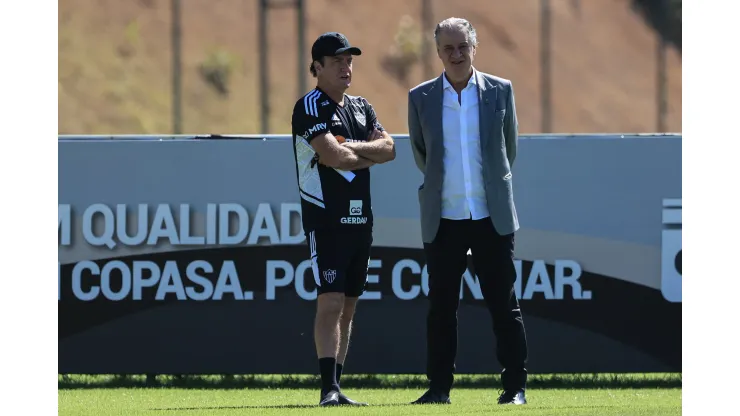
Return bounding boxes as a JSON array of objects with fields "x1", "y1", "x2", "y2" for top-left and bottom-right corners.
[
  {"x1": 151, "y1": 404, "x2": 316, "y2": 411},
  {"x1": 58, "y1": 373, "x2": 681, "y2": 391},
  {"x1": 150, "y1": 403, "x2": 416, "y2": 411}
]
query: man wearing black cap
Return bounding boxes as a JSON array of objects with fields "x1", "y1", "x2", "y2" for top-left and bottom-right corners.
[{"x1": 290, "y1": 32, "x2": 396, "y2": 407}]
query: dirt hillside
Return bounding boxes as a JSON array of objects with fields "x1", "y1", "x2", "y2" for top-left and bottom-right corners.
[{"x1": 58, "y1": 0, "x2": 682, "y2": 135}]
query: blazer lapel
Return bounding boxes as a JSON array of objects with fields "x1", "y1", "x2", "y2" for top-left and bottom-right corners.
[
  {"x1": 423, "y1": 75, "x2": 445, "y2": 167},
  {"x1": 476, "y1": 70, "x2": 496, "y2": 151}
]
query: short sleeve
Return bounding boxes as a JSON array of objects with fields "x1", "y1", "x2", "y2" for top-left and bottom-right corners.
[
  {"x1": 363, "y1": 98, "x2": 385, "y2": 133},
  {"x1": 292, "y1": 93, "x2": 335, "y2": 143}
]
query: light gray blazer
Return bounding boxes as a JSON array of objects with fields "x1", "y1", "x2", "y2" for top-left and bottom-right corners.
[{"x1": 407, "y1": 69, "x2": 520, "y2": 244}]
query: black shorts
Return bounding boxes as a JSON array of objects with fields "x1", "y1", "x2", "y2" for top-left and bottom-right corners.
[{"x1": 307, "y1": 228, "x2": 373, "y2": 297}]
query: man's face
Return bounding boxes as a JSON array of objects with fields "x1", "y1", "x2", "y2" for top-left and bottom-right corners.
[
  {"x1": 316, "y1": 52, "x2": 353, "y2": 90},
  {"x1": 436, "y1": 28, "x2": 476, "y2": 82}
]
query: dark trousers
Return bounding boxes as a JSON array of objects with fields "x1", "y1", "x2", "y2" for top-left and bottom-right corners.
[{"x1": 424, "y1": 217, "x2": 529, "y2": 393}]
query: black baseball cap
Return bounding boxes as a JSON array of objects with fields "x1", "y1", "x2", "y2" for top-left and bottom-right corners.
[{"x1": 311, "y1": 32, "x2": 362, "y2": 61}]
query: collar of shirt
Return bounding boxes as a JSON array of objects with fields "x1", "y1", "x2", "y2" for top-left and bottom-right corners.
[{"x1": 442, "y1": 68, "x2": 478, "y2": 92}]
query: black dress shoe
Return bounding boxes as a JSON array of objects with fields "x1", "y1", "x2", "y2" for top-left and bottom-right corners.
[
  {"x1": 411, "y1": 389, "x2": 451, "y2": 404},
  {"x1": 319, "y1": 390, "x2": 340, "y2": 406},
  {"x1": 497, "y1": 389, "x2": 527, "y2": 405},
  {"x1": 338, "y1": 392, "x2": 368, "y2": 406}
]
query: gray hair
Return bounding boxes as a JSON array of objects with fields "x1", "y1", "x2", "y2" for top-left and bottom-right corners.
[{"x1": 434, "y1": 17, "x2": 478, "y2": 47}]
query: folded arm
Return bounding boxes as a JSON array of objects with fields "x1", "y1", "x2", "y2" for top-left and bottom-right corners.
[
  {"x1": 342, "y1": 131, "x2": 396, "y2": 164},
  {"x1": 311, "y1": 132, "x2": 376, "y2": 171}
]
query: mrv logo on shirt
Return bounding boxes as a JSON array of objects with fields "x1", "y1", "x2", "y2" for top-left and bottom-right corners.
[{"x1": 303, "y1": 123, "x2": 326, "y2": 137}]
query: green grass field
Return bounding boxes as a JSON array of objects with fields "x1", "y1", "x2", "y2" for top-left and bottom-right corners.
[{"x1": 58, "y1": 374, "x2": 682, "y2": 415}]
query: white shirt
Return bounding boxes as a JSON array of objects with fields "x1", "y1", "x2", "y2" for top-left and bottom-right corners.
[{"x1": 440, "y1": 70, "x2": 489, "y2": 220}]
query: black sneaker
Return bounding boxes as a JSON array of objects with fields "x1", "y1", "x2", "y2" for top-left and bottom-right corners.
[
  {"x1": 497, "y1": 389, "x2": 527, "y2": 405},
  {"x1": 338, "y1": 392, "x2": 368, "y2": 406},
  {"x1": 411, "y1": 389, "x2": 451, "y2": 404},
  {"x1": 319, "y1": 390, "x2": 340, "y2": 406}
]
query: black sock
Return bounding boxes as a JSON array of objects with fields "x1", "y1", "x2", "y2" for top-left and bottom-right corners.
[
  {"x1": 318, "y1": 357, "x2": 339, "y2": 394},
  {"x1": 336, "y1": 363, "x2": 344, "y2": 385}
]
